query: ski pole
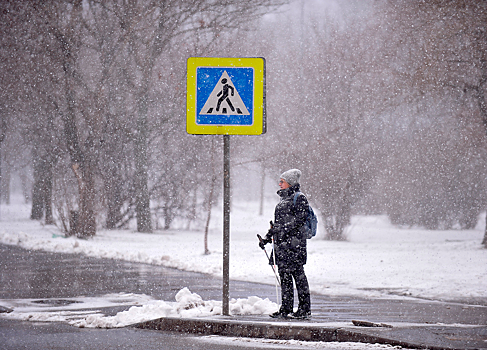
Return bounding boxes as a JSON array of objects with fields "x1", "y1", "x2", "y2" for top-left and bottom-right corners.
[
  {"x1": 271, "y1": 236, "x2": 280, "y2": 307},
  {"x1": 266, "y1": 221, "x2": 281, "y2": 307},
  {"x1": 257, "y1": 234, "x2": 281, "y2": 286},
  {"x1": 268, "y1": 222, "x2": 280, "y2": 285}
]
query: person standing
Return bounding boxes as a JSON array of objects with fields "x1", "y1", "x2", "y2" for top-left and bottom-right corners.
[{"x1": 259, "y1": 169, "x2": 311, "y2": 319}]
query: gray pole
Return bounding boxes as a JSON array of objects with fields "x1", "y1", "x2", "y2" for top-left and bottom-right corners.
[
  {"x1": 222, "y1": 134, "x2": 230, "y2": 315},
  {"x1": 0, "y1": 142, "x2": 2, "y2": 220}
]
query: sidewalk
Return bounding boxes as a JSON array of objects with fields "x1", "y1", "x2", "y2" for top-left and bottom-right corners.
[{"x1": 136, "y1": 292, "x2": 487, "y2": 350}]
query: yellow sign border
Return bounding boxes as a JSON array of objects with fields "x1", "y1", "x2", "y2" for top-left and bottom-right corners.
[{"x1": 187, "y1": 57, "x2": 265, "y2": 135}]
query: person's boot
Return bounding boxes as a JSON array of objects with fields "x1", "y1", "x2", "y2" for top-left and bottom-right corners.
[
  {"x1": 289, "y1": 309, "x2": 311, "y2": 320},
  {"x1": 269, "y1": 309, "x2": 291, "y2": 319}
]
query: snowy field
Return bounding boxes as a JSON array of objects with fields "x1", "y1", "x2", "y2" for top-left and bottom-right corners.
[{"x1": 1, "y1": 194, "x2": 486, "y2": 334}]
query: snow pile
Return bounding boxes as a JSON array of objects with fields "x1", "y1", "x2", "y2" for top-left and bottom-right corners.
[
  {"x1": 1, "y1": 288, "x2": 278, "y2": 328},
  {"x1": 74, "y1": 287, "x2": 278, "y2": 328},
  {"x1": 74, "y1": 288, "x2": 277, "y2": 328}
]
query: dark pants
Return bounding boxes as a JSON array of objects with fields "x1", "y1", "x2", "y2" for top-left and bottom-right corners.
[{"x1": 278, "y1": 265, "x2": 310, "y2": 314}]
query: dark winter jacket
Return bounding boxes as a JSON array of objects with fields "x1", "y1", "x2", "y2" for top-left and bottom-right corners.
[{"x1": 264, "y1": 183, "x2": 309, "y2": 270}]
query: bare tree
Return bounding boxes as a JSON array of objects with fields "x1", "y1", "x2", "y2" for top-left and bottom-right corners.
[
  {"x1": 231, "y1": 1, "x2": 487, "y2": 241},
  {"x1": 107, "y1": 0, "x2": 286, "y2": 232},
  {"x1": 2, "y1": 0, "x2": 285, "y2": 237},
  {"x1": 380, "y1": 0, "x2": 487, "y2": 244},
  {"x1": 250, "y1": 4, "x2": 388, "y2": 240}
]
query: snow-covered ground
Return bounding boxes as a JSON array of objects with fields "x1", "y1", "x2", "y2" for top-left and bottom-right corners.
[{"x1": 1, "y1": 194, "x2": 486, "y2": 331}]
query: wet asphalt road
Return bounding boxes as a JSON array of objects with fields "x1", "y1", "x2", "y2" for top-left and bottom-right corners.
[
  {"x1": 0, "y1": 318, "x2": 259, "y2": 350},
  {"x1": 0, "y1": 244, "x2": 279, "y2": 350},
  {"x1": 0, "y1": 243, "x2": 273, "y2": 301}
]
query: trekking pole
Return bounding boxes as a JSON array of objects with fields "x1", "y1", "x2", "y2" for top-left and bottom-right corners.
[
  {"x1": 257, "y1": 234, "x2": 280, "y2": 306},
  {"x1": 269, "y1": 221, "x2": 280, "y2": 289},
  {"x1": 257, "y1": 234, "x2": 281, "y2": 286},
  {"x1": 271, "y1": 237, "x2": 280, "y2": 306}
]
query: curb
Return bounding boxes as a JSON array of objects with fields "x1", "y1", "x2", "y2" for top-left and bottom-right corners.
[
  {"x1": 136, "y1": 317, "x2": 336, "y2": 342},
  {"x1": 134, "y1": 317, "x2": 469, "y2": 350}
]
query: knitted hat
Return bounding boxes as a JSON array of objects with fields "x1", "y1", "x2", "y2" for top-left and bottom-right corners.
[{"x1": 280, "y1": 169, "x2": 301, "y2": 186}]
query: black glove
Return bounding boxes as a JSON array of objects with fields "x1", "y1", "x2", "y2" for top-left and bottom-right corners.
[
  {"x1": 267, "y1": 227, "x2": 278, "y2": 237},
  {"x1": 257, "y1": 234, "x2": 271, "y2": 250}
]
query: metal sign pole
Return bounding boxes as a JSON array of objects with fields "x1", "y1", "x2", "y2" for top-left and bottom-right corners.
[
  {"x1": 222, "y1": 134, "x2": 230, "y2": 316},
  {"x1": 186, "y1": 57, "x2": 265, "y2": 317}
]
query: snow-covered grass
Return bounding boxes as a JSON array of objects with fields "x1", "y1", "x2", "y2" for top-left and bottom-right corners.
[
  {"x1": 1, "y1": 195, "x2": 485, "y2": 303},
  {"x1": 1, "y1": 194, "x2": 486, "y2": 329}
]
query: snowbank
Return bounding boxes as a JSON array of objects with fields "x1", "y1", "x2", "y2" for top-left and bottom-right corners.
[{"x1": 0, "y1": 287, "x2": 278, "y2": 328}]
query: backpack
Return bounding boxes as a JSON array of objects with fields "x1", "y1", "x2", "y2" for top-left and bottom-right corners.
[{"x1": 293, "y1": 192, "x2": 318, "y2": 239}]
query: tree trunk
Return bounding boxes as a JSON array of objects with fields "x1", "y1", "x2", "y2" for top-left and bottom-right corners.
[
  {"x1": 324, "y1": 179, "x2": 352, "y2": 241},
  {"x1": 2, "y1": 165, "x2": 10, "y2": 205},
  {"x1": 30, "y1": 156, "x2": 53, "y2": 223},
  {"x1": 43, "y1": 158, "x2": 54, "y2": 225},
  {"x1": 31, "y1": 156, "x2": 45, "y2": 220},
  {"x1": 0, "y1": 114, "x2": 5, "y2": 218},
  {"x1": 134, "y1": 95, "x2": 152, "y2": 233},
  {"x1": 203, "y1": 139, "x2": 217, "y2": 255},
  {"x1": 483, "y1": 216, "x2": 487, "y2": 248},
  {"x1": 63, "y1": 87, "x2": 96, "y2": 237},
  {"x1": 51, "y1": 3, "x2": 96, "y2": 237},
  {"x1": 476, "y1": 82, "x2": 487, "y2": 246},
  {"x1": 203, "y1": 187, "x2": 213, "y2": 255},
  {"x1": 76, "y1": 160, "x2": 96, "y2": 237},
  {"x1": 259, "y1": 162, "x2": 265, "y2": 216},
  {"x1": 186, "y1": 186, "x2": 198, "y2": 230},
  {"x1": 204, "y1": 173, "x2": 216, "y2": 256},
  {"x1": 324, "y1": 214, "x2": 349, "y2": 241},
  {"x1": 105, "y1": 167, "x2": 124, "y2": 229},
  {"x1": 469, "y1": 52, "x2": 487, "y2": 247}
]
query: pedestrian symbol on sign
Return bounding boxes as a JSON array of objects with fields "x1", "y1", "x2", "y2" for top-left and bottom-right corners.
[
  {"x1": 216, "y1": 78, "x2": 234, "y2": 113},
  {"x1": 200, "y1": 71, "x2": 250, "y2": 116}
]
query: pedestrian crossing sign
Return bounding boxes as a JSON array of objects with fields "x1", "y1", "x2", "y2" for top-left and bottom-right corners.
[{"x1": 187, "y1": 57, "x2": 266, "y2": 135}]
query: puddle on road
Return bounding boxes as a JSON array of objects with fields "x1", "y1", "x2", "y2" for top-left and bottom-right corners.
[{"x1": 32, "y1": 299, "x2": 83, "y2": 306}]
